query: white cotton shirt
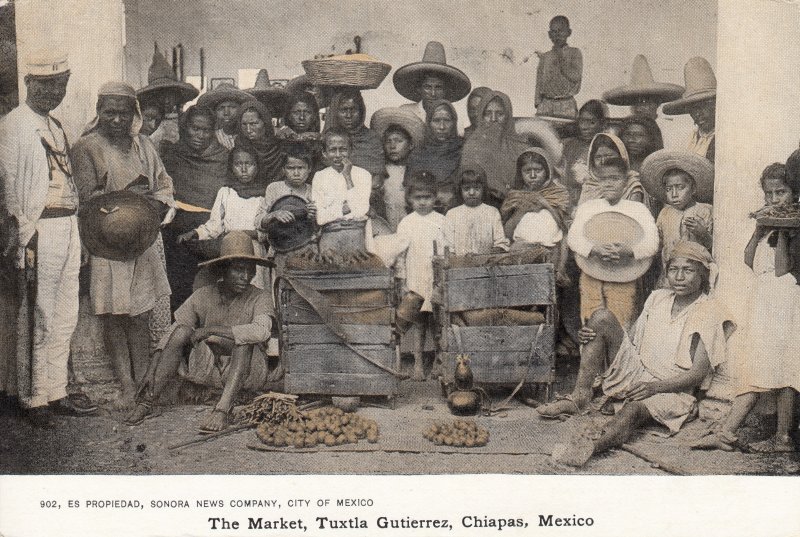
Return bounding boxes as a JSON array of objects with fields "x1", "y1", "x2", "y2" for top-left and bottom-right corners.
[
  {"x1": 444, "y1": 203, "x2": 510, "y2": 256},
  {"x1": 311, "y1": 165, "x2": 372, "y2": 226},
  {"x1": 512, "y1": 210, "x2": 563, "y2": 247},
  {"x1": 395, "y1": 211, "x2": 448, "y2": 311},
  {"x1": 195, "y1": 186, "x2": 264, "y2": 240}
]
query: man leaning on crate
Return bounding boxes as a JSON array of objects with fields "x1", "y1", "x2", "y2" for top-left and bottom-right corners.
[{"x1": 125, "y1": 231, "x2": 275, "y2": 433}]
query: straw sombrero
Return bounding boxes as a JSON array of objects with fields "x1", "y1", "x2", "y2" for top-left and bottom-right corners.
[
  {"x1": 198, "y1": 230, "x2": 272, "y2": 267},
  {"x1": 370, "y1": 107, "x2": 426, "y2": 148},
  {"x1": 640, "y1": 149, "x2": 715, "y2": 203},
  {"x1": 262, "y1": 195, "x2": 316, "y2": 254},
  {"x1": 514, "y1": 117, "x2": 564, "y2": 163},
  {"x1": 393, "y1": 41, "x2": 471, "y2": 103},
  {"x1": 79, "y1": 190, "x2": 160, "y2": 262},
  {"x1": 246, "y1": 69, "x2": 292, "y2": 117},
  {"x1": 136, "y1": 44, "x2": 199, "y2": 106},
  {"x1": 196, "y1": 82, "x2": 253, "y2": 111},
  {"x1": 574, "y1": 211, "x2": 654, "y2": 283},
  {"x1": 662, "y1": 57, "x2": 716, "y2": 115},
  {"x1": 603, "y1": 55, "x2": 684, "y2": 107}
]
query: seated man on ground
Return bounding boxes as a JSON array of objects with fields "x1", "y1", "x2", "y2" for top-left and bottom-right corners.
[
  {"x1": 125, "y1": 231, "x2": 274, "y2": 433},
  {"x1": 545, "y1": 242, "x2": 732, "y2": 466}
]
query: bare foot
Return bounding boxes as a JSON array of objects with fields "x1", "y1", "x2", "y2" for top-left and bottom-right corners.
[
  {"x1": 200, "y1": 409, "x2": 230, "y2": 433},
  {"x1": 537, "y1": 395, "x2": 583, "y2": 419},
  {"x1": 749, "y1": 434, "x2": 795, "y2": 453},
  {"x1": 267, "y1": 362, "x2": 285, "y2": 383},
  {"x1": 412, "y1": 363, "x2": 426, "y2": 382}
]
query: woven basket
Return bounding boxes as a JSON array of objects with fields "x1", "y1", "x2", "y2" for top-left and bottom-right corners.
[{"x1": 302, "y1": 54, "x2": 391, "y2": 89}]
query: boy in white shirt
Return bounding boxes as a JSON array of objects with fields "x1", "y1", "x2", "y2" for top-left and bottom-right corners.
[{"x1": 311, "y1": 128, "x2": 372, "y2": 228}]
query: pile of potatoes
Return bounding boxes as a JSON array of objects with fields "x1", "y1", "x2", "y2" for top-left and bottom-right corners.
[
  {"x1": 256, "y1": 407, "x2": 379, "y2": 448},
  {"x1": 422, "y1": 420, "x2": 489, "y2": 448}
]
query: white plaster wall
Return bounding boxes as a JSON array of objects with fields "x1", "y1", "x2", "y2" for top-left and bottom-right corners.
[
  {"x1": 123, "y1": 0, "x2": 717, "y2": 148},
  {"x1": 14, "y1": 0, "x2": 126, "y2": 142}
]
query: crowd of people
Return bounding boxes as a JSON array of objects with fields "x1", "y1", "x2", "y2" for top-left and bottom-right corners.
[{"x1": 0, "y1": 15, "x2": 797, "y2": 467}]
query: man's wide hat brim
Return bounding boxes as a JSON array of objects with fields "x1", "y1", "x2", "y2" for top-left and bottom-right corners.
[
  {"x1": 393, "y1": 63, "x2": 471, "y2": 103},
  {"x1": 79, "y1": 190, "x2": 161, "y2": 262},
  {"x1": 136, "y1": 78, "x2": 199, "y2": 106}
]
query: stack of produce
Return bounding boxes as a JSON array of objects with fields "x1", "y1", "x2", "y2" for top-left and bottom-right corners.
[
  {"x1": 422, "y1": 420, "x2": 489, "y2": 447},
  {"x1": 749, "y1": 203, "x2": 800, "y2": 227},
  {"x1": 255, "y1": 406, "x2": 380, "y2": 448}
]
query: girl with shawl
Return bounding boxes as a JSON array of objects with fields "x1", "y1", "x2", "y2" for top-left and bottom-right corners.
[
  {"x1": 71, "y1": 81, "x2": 175, "y2": 410},
  {"x1": 177, "y1": 144, "x2": 269, "y2": 289},
  {"x1": 500, "y1": 147, "x2": 571, "y2": 285},
  {"x1": 561, "y1": 100, "x2": 607, "y2": 207},
  {"x1": 234, "y1": 99, "x2": 286, "y2": 187},
  {"x1": 460, "y1": 90, "x2": 530, "y2": 207},
  {"x1": 405, "y1": 99, "x2": 464, "y2": 212},
  {"x1": 160, "y1": 105, "x2": 229, "y2": 309},
  {"x1": 276, "y1": 92, "x2": 322, "y2": 170},
  {"x1": 463, "y1": 86, "x2": 492, "y2": 139},
  {"x1": 576, "y1": 132, "x2": 648, "y2": 208},
  {"x1": 323, "y1": 89, "x2": 385, "y2": 177}
]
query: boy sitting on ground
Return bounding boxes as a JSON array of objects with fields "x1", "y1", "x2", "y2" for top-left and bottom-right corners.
[
  {"x1": 549, "y1": 242, "x2": 732, "y2": 467},
  {"x1": 125, "y1": 231, "x2": 274, "y2": 433}
]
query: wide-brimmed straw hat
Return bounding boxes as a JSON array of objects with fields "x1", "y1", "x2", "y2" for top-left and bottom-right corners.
[
  {"x1": 640, "y1": 149, "x2": 715, "y2": 203},
  {"x1": 196, "y1": 82, "x2": 253, "y2": 111},
  {"x1": 662, "y1": 57, "x2": 716, "y2": 115},
  {"x1": 574, "y1": 212, "x2": 653, "y2": 283},
  {"x1": 603, "y1": 55, "x2": 684, "y2": 106},
  {"x1": 136, "y1": 44, "x2": 199, "y2": 106},
  {"x1": 198, "y1": 230, "x2": 272, "y2": 267},
  {"x1": 245, "y1": 69, "x2": 292, "y2": 117},
  {"x1": 79, "y1": 190, "x2": 160, "y2": 261},
  {"x1": 370, "y1": 106, "x2": 426, "y2": 148},
  {"x1": 514, "y1": 117, "x2": 564, "y2": 163},
  {"x1": 262, "y1": 195, "x2": 316, "y2": 254},
  {"x1": 393, "y1": 41, "x2": 471, "y2": 103}
]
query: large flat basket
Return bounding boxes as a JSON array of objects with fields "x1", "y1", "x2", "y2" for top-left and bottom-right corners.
[{"x1": 302, "y1": 54, "x2": 391, "y2": 89}]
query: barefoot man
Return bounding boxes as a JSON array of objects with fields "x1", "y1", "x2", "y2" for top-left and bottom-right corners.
[{"x1": 125, "y1": 231, "x2": 274, "y2": 433}]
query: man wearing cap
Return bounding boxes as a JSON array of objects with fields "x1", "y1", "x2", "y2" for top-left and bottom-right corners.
[
  {"x1": 125, "y1": 231, "x2": 274, "y2": 433},
  {"x1": 662, "y1": 57, "x2": 717, "y2": 162},
  {"x1": 197, "y1": 82, "x2": 252, "y2": 150},
  {"x1": 393, "y1": 41, "x2": 471, "y2": 124},
  {"x1": 0, "y1": 51, "x2": 96, "y2": 424}
]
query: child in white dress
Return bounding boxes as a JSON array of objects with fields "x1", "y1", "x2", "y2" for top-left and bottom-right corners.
[
  {"x1": 395, "y1": 172, "x2": 448, "y2": 381},
  {"x1": 445, "y1": 164, "x2": 509, "y2": 255},
  {"x1": 178, "y1": 145, "x2": 268, "y2": 288}
]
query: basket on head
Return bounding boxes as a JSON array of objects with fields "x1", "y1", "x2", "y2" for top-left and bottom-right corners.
[{"x1": 302, "y1": 54, "x2": 391, "y2": 89}]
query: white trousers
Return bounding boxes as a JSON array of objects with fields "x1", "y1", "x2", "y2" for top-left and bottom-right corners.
[{"x1": 28, "y1": 215, "x2": 80, "y2": 407}]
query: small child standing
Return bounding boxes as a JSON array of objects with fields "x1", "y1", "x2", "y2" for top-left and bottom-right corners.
[
  {"x1": 177, "y1": 144, "x2": 268, "y2": 289},
  {"x1": 370, "y1": 107, "x2": 426, "y2": 231},
  {"x1": 395, "y1": 172, "x2": 448, "y2": 381},
  {"x1": 445, "y1": 164, "x2": 510, "y2": 255},
  {"x1": 693, "y1": 163, "x2": 800, "y2": 453},
  {"x1": 568, "y1": 156, "x2": 659, "y2": 330},
  {"x1": 255, "y1": 143, "x2": 317, "y2": 272},
  {"x1": 641, "y1": 149, "x2": 714, "y2": 285},
  {"x1": 535, "y1": 15, "x2": 583, "y2": 119}
]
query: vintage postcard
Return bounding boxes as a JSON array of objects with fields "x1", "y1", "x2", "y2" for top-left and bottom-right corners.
[{"x1": 0, "y1": 0, "x2": 798, "y2": 535}]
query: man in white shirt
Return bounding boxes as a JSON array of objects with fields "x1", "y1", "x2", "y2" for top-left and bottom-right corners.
[
  {"x1": 311, "y1": 129, "x2": 372, "y2": 227},
  {"x1": 0, "y1": 50, "x2": 96, "y2": 425}
]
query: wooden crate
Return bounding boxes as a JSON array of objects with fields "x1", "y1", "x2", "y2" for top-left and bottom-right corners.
[
  {"x1": 434, "y1": 254, "x2": 556, "y2": 387},
  {"x1": 278, "y1": 268, "x2": 400, "y2": 397}
]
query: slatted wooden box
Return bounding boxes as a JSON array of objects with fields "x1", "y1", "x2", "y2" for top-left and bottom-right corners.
[
  {"x1": 277, "y1": 268, "x2": 400, "y2": 398},
  {"x1": 433, "y1": 254, "x2": 556, "y2": 391}
]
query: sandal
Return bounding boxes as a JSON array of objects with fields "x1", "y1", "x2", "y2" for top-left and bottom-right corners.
[
  {"x1": 748, "y1": 434, "x2": 796, "y2": 454},
  {"x1": 198, "y1": 408, "x2": 232, "y2": 435},
  {"x1": 123, "y1": 401, "x2": 155, "y2": 427},
  {"x1": 537, "y1": 394, "x2": 581, "y2": 420}
]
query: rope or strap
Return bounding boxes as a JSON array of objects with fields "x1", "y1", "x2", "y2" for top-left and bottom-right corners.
[
  {"x1": 485, "y1": 323, "x2": 545, "y2": 415},
  {"x1": 278, "y1": 276, "x2": 408, "y2": 379}
]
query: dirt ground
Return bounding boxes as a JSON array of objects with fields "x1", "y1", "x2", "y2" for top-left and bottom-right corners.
[{"x1": 2, "y1": 365, "x2": 798, "y2": 476}]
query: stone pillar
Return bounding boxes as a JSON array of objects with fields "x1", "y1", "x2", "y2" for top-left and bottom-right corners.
[
  {"x1": 14, "y1": 0, "x2": 126, "y2": 141},
  {"x1": 711, "y1": 0, "x2": 800, "y2": 400}
]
